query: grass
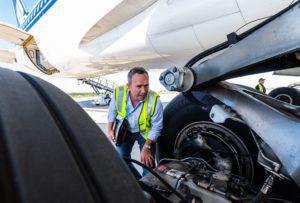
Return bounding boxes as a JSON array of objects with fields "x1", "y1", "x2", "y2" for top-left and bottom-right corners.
[{"x1": 68, "y1": 92, "x2": 96, "y2": 99}]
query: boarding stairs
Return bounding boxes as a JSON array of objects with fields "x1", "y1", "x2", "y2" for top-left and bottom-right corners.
[{"x1": 80, "y1": 77, "x2": 118, "y2": 94}]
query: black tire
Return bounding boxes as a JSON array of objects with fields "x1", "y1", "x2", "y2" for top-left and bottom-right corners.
[
  {"x1": 268, "y1": 87, "x2": 300, "y2": 105},
  {"x1": 157, "y1": 92, "x2": 210, "y2": 160},
  {"x1": 0, "y1": 68, "x2": 146, "y2": 203}
]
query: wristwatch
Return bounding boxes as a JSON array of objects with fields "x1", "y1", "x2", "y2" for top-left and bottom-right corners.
[{"x1": 144, "y1": 144, "x2": 151, "y2": 150}]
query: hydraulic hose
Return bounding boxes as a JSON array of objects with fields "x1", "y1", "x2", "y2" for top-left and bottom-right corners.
[{"x1": 123, "y1": 157, "x2": 188, "y2": 203}]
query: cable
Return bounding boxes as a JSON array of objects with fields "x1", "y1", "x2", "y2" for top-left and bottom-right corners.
[
  {"x1": 235, "y1": 16, "x2": 270, "y2": 33},
  {"x1": 182, "y1": 157, "x2": 218, "y2": 172},
  {"x1": 174, "y1": 178, "x2": 181, "y2": 191},
  {"x1": 158, "y1": 158, "x2": 192, "y2": 165},
  {"x1": 123, "y1": 157, "x2": 188, "y2": 203}
]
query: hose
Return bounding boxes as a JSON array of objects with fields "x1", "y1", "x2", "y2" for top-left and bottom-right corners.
[{"x1": 123, "y1": 157, "x2": 188, "y2": 203}]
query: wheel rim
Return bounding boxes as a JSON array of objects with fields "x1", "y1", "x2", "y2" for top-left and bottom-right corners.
[
  {"x1": 274, "y1": 93, "x2": 293, "y2": 104},
  {"x1": 174, "y1": 121, "x2": 254, "y2": 183}
]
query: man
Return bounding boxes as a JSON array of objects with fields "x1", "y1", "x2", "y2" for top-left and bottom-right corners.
[
  {"x1": 255, "y1": 78, "x2": 266, "y2": 93},
  {"x1": 107, "y1": 67, "x2": 163, "y2": 179}
]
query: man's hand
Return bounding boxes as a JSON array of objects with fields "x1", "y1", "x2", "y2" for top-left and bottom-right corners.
[
  {"x1": 141, "y1": 147, "x2": 154, "y2": 168},
  {"x1": 108, "y1": 129, "x2": 115, "y2": 143},
  {"x1": 107, "y1": 122, "x2": 115, "y2": 143}
]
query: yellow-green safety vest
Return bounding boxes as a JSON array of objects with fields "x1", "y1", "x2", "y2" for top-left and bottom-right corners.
[
  {"x1": 258, "y1": 84, "x2": 264, "y2": 93},
  {"x1": 115, "y1": 85, "x2": 159, "y2": 140}
]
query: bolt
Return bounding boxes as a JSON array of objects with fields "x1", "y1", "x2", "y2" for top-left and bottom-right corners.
[
  {"x1": 211, "y1": 113, "x2": 214, "y2": 118},
  {"x1": 159, "y1": 76, "x2": 163, "y2": 80},
  {"x1": 172, "y1": 67, "x2": 177, "y2": 73}
]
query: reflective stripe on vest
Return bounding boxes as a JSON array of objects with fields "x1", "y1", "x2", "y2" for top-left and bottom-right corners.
[
  {"x1": 115, "y1": 85, "x2": 127, "y2": 118},
  {"x1": 115, "y1": 85, "x2": 159, "y2": 140}
]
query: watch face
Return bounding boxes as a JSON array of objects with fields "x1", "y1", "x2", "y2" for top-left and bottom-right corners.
[{"x1": 144, "y1": 144, "x2": 151, "y2": 149}]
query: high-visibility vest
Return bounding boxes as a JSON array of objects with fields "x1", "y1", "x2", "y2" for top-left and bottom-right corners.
[
  {"x1": 258, "y1": 84, "x2": 265, "y2": 93},
  {"x1": 115, "y1": 85, "x2": 159, "y2": 140}
]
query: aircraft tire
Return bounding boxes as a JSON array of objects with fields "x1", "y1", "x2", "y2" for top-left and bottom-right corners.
[
  {"x1": 268, "y1": 87, "x2": 300, "y2": 105},
  {"x1": 157, "y1": 92, "x2": 210, "y2": 159},
  {"x1": 0, "y1": 68, "x2": 146, "y2": 203}
]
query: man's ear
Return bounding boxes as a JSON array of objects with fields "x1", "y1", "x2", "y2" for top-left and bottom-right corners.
[{"x1": 127, "y1": 83, "x2": 130, "y2": 90}]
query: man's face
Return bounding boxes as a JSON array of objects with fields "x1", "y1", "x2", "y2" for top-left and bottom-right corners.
[
  {"x1": 128, "y1": 73, "x2": 149, "y2": 101},
  {"x1": 259, "y1": 79, "x2": 265, "y2": 84}
]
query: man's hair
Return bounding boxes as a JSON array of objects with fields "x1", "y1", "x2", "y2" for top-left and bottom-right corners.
[{"x1": 127, "y1": 67, "x2": 148, "y2": 83}]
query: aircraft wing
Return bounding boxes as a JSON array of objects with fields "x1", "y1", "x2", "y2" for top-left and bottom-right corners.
[
  {"x1": 0, "y1": 21, "x2": 31, "y2": 45},
  {"x1": 273, "y1": 67, "x2": 300, "y2": 76},
  {"x1": 0, "y1": 21, "x2": 30, "y2": 63}
]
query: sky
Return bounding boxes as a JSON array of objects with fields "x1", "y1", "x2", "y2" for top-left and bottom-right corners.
[
  {"x1": 0, "y1": 0, "x2": 35, "y2": 47},
  {"x1": 0, "y1": 0, "x2": 33, "y2": 25},
  {"x1": 0, "y1": 0, "x2": 299, "y2": 93}
]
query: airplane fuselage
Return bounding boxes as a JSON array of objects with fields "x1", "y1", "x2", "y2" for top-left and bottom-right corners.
[{"x1": 18, "y1": 0, "x2": 294, "y2": 78}]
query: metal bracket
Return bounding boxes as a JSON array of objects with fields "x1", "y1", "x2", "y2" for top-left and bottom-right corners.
[
  {"x1": 159, "y1": 66, "x2": 194, "y2": 92},
  {"x1": 209, "y1": 105, "x2": 243, "y2": 124}
]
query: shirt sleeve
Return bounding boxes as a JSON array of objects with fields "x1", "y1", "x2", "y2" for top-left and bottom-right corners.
[
  {"x1": 107, "y1": 89, "x2": 117, "y2": 123},
  {"x1": 147, "y1": 97, "x2": 163, "y2": 141}
]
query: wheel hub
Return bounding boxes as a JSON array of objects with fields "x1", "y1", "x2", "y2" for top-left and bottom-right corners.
[{"x1": 174, "y1": 121, "x2": 254, "y2": 182}]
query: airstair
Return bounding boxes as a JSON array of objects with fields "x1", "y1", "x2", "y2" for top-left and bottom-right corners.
[
  {"x1": 80, "y1": 76, "x2": 118, "y2": 94},
  {"x1": 79, "y1": 77, "x2": 118, "y2": 105}
]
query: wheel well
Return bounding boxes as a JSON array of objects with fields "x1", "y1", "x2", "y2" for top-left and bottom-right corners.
[
  {"x1": 157, "y1": 91, "x2": 265, "y2": 186},
  {"x1": 158, "y1": 92, "x2": 260, "y2": 157}
]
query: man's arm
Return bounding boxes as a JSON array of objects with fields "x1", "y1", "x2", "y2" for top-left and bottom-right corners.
[
  {"x1": 141, "y1": 138, "x2": 155, "y2": 167},
  {"x1": 141, "y1": 97, "x2": 163, "y2": 167}
]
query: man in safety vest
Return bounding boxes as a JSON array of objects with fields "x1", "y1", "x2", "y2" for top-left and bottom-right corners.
[
  {"x1": 107, "y1": 67, "x2": 163, "y2": 179},
  {"x1": 255, "y1": 78, "x2": 266, "y2": 94}
]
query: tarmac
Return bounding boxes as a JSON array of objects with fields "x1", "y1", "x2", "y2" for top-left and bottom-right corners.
[{"x1": 76, "y1": 92, "x2": 178, "y2": 173}]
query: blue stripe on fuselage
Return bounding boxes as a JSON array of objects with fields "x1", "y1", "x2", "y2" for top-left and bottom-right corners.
[{"x1": 21, "y1": 0, "x2": 57, "y2": 31}]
